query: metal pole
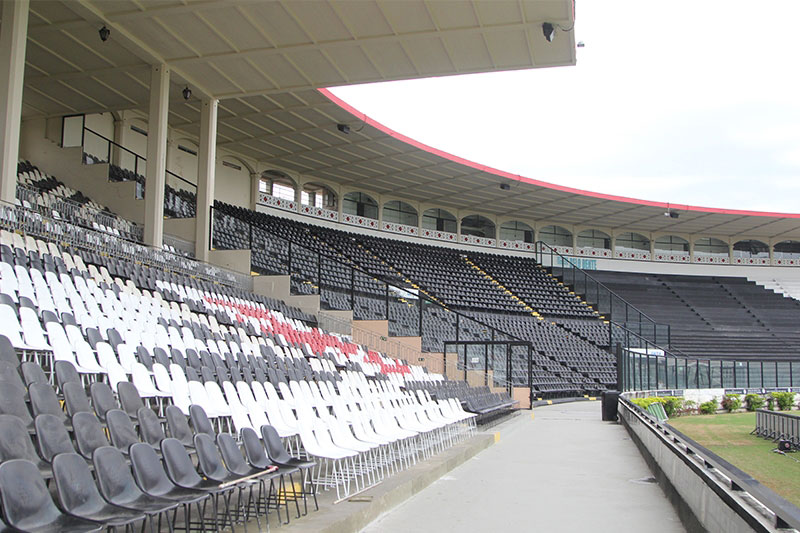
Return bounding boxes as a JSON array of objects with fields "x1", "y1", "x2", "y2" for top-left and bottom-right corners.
[
  {"x1": 287, "y1": 241, "x2": 292, "y2": 276},
  {"x1": 384, "y1": 283, "x2": 389, "y2": 320},
  {"x1": 418, "y1": 297, "x2": 423, "y2": 337},
  {"x1": 484, "y1": 344, "x2": 488, "y2": 386},
  {"x1": 208, "y1": 206, "x2": 213, "y2": 250},
  {"x1": 317, "y1": 253, "x2": 321, "y2": 295},
  {"x1": 527, "y1": 344, "x2": 532, "y2": 405},
  {"x1": 350, "y1": 267, "x2": 355, "y2": 310}
]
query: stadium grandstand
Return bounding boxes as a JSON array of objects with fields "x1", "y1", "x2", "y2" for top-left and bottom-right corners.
[{"x1": 0, "y1": 1, "x2": 798, "y2": 532}]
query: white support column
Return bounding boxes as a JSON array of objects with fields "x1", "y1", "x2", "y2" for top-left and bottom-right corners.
[
  {"x1": 143, "y1": 64, "x2": 170, "y2": 248},
  {"x1": 250, "y1": 172, "x2": 260, "y2": 210},
  {"x1": 194, "y1": 98, "x2": 218, "y2": 262},
  {"x1": 0, "y1": 0, "x2": 29, "y2": 204}
]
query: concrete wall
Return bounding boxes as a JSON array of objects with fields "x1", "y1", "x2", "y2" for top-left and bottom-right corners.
[{"x1": 619, "y1": 399, "x2": 778, "y2": 533}]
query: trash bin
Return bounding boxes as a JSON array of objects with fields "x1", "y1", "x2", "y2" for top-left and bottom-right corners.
[{"x1": 602, "y1": 390, "x2": 620, "y2": 421}]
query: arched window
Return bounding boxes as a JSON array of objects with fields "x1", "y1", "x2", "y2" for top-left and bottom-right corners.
[
  {"x1": 383, "y1": 201, "x2": 418, "y2": 226},
  {"x1": 301, "y1": 182, "x2": 336, "y2": 209},
  {"x1": 577, "y1": 229, "x2": 611, "y2": 249},
  {"x1": 774, "y1": 240, "x2": 800, "y2": 259},
  {"x1": 733, "y1": 239, "x2": 769, "y2": 258},
  {"x1": 422, "y1": 208, "x2": 457, "y2": 233},
  {"x1": 539, "y1": 225, "x2": 573, "y2": 247},
  {"x1": 342, "y1": 192, "x2": 378, "y2": 219},
  {"x1": 615, "y1": 232, "x2": 650, "y2": 251},
  {"x1": 499, "y1": 221, "x2": 534, "y2": 243},
  {"x1": 694, "y1": 237, "x2": 729, "y2": 255},
  {"x1": 260, "y1": 170, "x2": 295, "y2": 201},
  {"x1": 654, "y1": 235, "x2": 689, "y2": 252},
  {"x1": 460, "y1": 215, "x2": 496, "y2": 239}
]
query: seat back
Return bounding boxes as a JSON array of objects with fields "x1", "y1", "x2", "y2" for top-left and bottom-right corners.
[
  {"x1": 55, "y1": 360, "x2": 81, "y2": 390},
  {"x1": 129, "y1": 442, "x2": 174, "y2": 496},
  {"x1": 194, "y1": 433, "x2": 228, "y2": 481},
  {"x1": 165, "y1": 405, "x2": 194, "y2": 447},
  {"x1": 20, "y1": 361, "x2": 48, "y2": 387},
  {"x1": 90, "y1": 381, "x2": 118, "y2": 422},
  {"x1": 261, "y1": 424, "x2": 292, "y2": 463},
  {"x1": 0, "y1": 460, "x2": 63, "y2": 531},
  {"x1": 93, "y1": 446, "x2": 146, "y2": 505},
  {"x1": 216, "y1": 433, "x2": 249, "y2": 476},
  {"x1": 34, "y1": 413, "x2": 76, "y2": 462},
  {"x1": 160, "y1": 438, "x2": 202, "y2": 487},
  {"x1": 118, "y1": 382, "x2": 145, "y2": 417},
  {"x1": 63, "y1": 381, "x2": 92, "y2": 417},
  {"x1": 106, "y1": 409, "x2": 140, "y2": 452},
  {"x1": 241, "y1": 427, "x2": 270, "y2": 469},
  {"x1": 52, "y1": 453, "x2": 107, "y2": 517},
  {"x1": 72, "y1": 412, "x2": 110, "y2": 460},
  {"x1": 28, "y1": 382, "x2": 68, "y2": 423},
  {"x1": 0, "y1": 414, "x2": 41, "y2": 464},
  {"x1": 189, "y1": 404, "x2": 215, "y2": 436},
  {"x1": 137, "y1": 407, "x2": 165, "y2": 446}
]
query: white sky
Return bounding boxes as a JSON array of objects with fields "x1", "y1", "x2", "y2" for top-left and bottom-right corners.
[{"x1": 330, "y1": 0, "x2": 800, "y2": 214}]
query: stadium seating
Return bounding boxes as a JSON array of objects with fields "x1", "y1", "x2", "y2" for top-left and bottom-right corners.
[{"x1": 587, "y1": 270, "x2": 800, "y2": 359}]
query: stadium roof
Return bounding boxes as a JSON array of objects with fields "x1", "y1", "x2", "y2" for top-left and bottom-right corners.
[{"x1": 21, "y1": 0, "x2": 800, "y2": 241}]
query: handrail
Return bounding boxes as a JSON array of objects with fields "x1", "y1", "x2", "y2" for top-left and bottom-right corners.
[
  {"x1": 535, "y1": 240, "x2": 661, "y2": 324},
  {"x1": 211, "y1": 203, "x2": 529, "y2": 346},
  {"x1": 82, "y1": 127, "x2": 197, "y2": 190},
  {"x1": 620, "y1": 395, "x2": 800, "y2": 530}
]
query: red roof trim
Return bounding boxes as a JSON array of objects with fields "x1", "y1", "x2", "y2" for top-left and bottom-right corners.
[{"x1": 320, "y1": 87, "x2": 800, "y2": 219}]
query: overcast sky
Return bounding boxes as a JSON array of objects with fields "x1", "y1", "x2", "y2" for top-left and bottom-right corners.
[{"x1": 330, "y1": 0, "x2": 800, "y2": 214}]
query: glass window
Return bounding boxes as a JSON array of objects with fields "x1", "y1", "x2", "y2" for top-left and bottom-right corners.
[
  {"x1": 271, "y1": 182, "x2": 295, "y2": 201},
  {"x1": 499, "y1": 221, "x2": 534, "y2": 243},
  {"x1": 383, "y1": 201, "x2": 418, "y2": 226},
  {"x1": 733, "y1": 240, "x2": 769, "y2": 258},
  {"x1": 301, "y1": 182, "x2": 336, "y2": 209},
  {"x1": 539, "y1": 225, "x2": 573, "y2": 247},
  {"x1": 422, "y1": 208, "x2": 457, "y2": 233},
  {"x1": 343, "y1": 192, "x2": 378, "y2": 219},
  {"x1": 774, "y1": 240, "x2": 800, "y2": 259},
  {"x1": 694, "y1": 237, "x2": 728, "y2": 254},
  {"x1": 460, "y1": 215, "x2": 496, "y2": 239},
  {"x1": 615, "y1": 232, "x2": 649, "y2": 251},
  {"x1": 654, "y1": 235, "x2": 689, "y2": 252},
  {"x1": 577, "y1": 229, "x2": 611, "y2": 249}
]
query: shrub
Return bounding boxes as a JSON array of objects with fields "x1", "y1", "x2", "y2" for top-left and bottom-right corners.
[
  {"x1": 721, "y1": 394, "x2": 742, "y2": 412},
  {"x1": 679, "y1": 400, "x2": 697, "y2": 416},
  {"x1": 745, "y1": 394, "x2": 765, "y2": 411},
  {"x1": 630, "y1": 396, "x2": 684, "y2": 417},
  {"x1": 770, "y1": 392, "x2": 796, "y2": 411},
  {"x1": 699, "y1": 398, "x2": 717, "y2": 415}
]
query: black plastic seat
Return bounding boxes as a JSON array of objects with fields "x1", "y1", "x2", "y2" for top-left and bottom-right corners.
[
  {"x1": 0, "y1": 414, "x2": 51, "y2": 477},
  {"x1": 106, "y1": 409, "x2": 145, "y2": 454},
  {"x1": 165, "y1": 405, "x2": 195, "y2": 448},
  {"x1": 189, "y1": 404, "x2": 215, "y2": 436},
  {"x1": 261, "y1": 424, "x2": 318, "y2": 513},
  {"x1": 35, "y1": 413, "x2": 78, "y2": 463},
  {"x1": 162, "y1": 437, "x2": 237, "y2": 529},
  {"x1": 20, "y1": 361, "x2": 49, "y2": 387},
  {"x1": 0, "y1": 382, "x2": 34, "y2": 430},
  {"x1": 89, "y1": 382, "x2": 118, "y2": 423},
  {"x1": 53, "y1": 453, "x2": 146, "y2": 531},
  {"x1": 0, "y1": 459, "x2": 103, "y2": 532},
  {"x1": 92, "y1": 446, "x2": 179, "y2": 531},
  {"x1": 72, "y1": 412, "x2": 110, "y2": 461},
  {"x1": 241, "y1": 427, "x2": 296, "y2": 522},
  {"x1": 0, "y1": 335, "x2": 19, "y2": 367},
  {"x1": 63, "y1": 381, "x2": 93, "y2": 418},
  {"x1": 129, "y1": 443, "x2": 208, "y2": 531},
  {"x1": 55, "y1": 360, "x2": 81, "y2": 391},
  {"x1": 0, "y1": 360, "x2": 25, "y2": 390},
  {"x1": 137, "y1": 407, "x2": 166, "y2": 446},
  {"x1": 117, "y1": 382, "x2": 145, "y2": 418}
]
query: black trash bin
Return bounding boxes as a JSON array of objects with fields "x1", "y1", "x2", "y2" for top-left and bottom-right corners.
[{"x1": 602, "y1": 391, "x2": 620, "y2": 421}]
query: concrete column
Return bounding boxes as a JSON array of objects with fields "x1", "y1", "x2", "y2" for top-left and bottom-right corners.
[
  {"x1": 250, "y1": 172, "x2": 260, "y2": 210},
  {"x1": 194, "y1": 98, "x2": 218, "y2": 261},
  {"x1": 143, "y1": 64, "x2": 170, "y2": 248},
  {"x1": 111, "y1": 118, "x2": 128, "y2": 167},
  {"x1": 0, "y1": 0, "x2": 29, "y2": 204}
]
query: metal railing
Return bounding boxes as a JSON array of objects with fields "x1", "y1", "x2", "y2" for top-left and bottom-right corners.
[
  {"x1": 619, "y1": 395, "x2": 800, "y2": 530},
  {"x1": 442, "y1": 340, "x2": 533, "y2": 400},
  {"x1": 754, "y1": 409, "x2": 800, "y2": 448},
  {"x1": 81, "y1": 127, "x2": 197, "y2": 218},
  {"x1": 619, "y1": 345, "x2": 800, "y2": 391},
  {"x1": 534, "y1": 241, "x2": 672, "y2": 348}
]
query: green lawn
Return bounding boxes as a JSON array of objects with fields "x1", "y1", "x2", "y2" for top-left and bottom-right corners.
[{"x1": 669, "y1": 412, "x2": 800, "y2": 508}]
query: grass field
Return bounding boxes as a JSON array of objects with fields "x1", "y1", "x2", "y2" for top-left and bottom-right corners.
[{"x1": 669, "y1": 412, "x2": 800, "y2": 507}]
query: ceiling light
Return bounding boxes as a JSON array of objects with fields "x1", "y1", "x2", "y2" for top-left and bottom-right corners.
[
  {"x1": 499, "y1": 183, "x2": 511, "y2": 191},
  {"x1": 664, "y1": 210, "x2": 679, "y2": 219},
  {"x1": 98, "y1": 25, "x2": 110, "y2": 42},
  {"x1": 336, "y1": 123, "x2": 351, "y2": 134},
  {"x1": 182, "y1": 86, "x2": 192, "y2": 100},
  {"x1": 542, "y1": 22, "x2": 555, "y2": 43}
]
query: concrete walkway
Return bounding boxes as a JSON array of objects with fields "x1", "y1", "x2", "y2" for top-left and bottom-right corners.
[{"x1": 361, "y1": 401, "x2": 685, "y2": 533}]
